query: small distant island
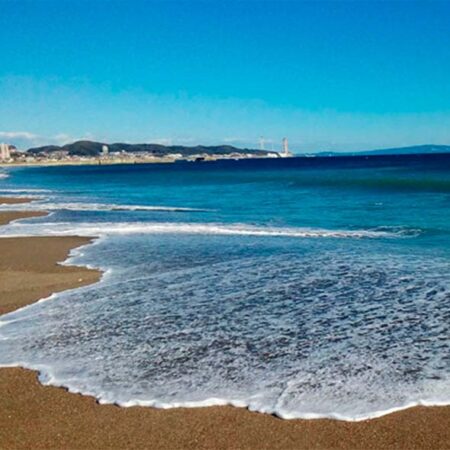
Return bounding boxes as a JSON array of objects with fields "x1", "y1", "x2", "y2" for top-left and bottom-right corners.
[
  {"x1": 0, "y1": 141, "x2": 449, "y2": 167},
  {"x1": 303, "y1": 144, "x2": 450, "y2": 157}
]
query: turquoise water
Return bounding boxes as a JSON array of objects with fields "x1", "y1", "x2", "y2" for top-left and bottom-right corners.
[{"x1": 0, "y1": 154, "x2": 449, "y2": 420}]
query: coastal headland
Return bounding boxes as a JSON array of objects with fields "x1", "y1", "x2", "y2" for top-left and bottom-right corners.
[
  {"x1": 0, "y1": 201, "x2": 449, "y2": 450},
  {"x1": 0, "y1": 140, "x2": 281, "y2": 167}
]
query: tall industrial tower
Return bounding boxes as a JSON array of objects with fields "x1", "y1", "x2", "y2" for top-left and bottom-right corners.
[
  {"x1": 259, "y1": 136, "x2": 265, "y2": 151},
  {"x1": 281, "y1": 137, "x2": 291, "y2": 157},
  {"x1": 282, "y1": 137, "x2": 288, "y2": 155}
]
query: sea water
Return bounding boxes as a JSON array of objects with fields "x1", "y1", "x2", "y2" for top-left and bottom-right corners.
[{"x1": 0, "y1": 154, "x2": 449, "y2": 420}]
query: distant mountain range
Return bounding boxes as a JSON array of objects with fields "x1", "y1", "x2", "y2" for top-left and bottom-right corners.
[
  {"x1": 308, "y1": 145, "x2": 450, "y2": 157},
  {"x1": 27, "y1": 140, "x2": 274, "y2": 157}
]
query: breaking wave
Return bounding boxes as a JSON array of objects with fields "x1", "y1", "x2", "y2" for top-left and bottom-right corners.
[
  {"x1": 0, "y1": 220, "x2": 421, "y2": 239},
  {"x1": 0, "y1": 188, "x2": 50, "y2": 191},
  {"x1": 0, "y1": 200, "x2": 210, "y2": 213}
]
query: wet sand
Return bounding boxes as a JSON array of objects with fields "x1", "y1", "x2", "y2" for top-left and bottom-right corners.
[
  {"x1": 0, "y1": 234, "x2": 100, "y2": 315},
  {"x1": 0, "y1": 210, "x2": 47, "y2": 226},
  {"x1": 0, "y1": 209, "x2": 449, "y2": 449},
  {"x1": 0, "y1": 196, "x2": 37, "y2": 205}
]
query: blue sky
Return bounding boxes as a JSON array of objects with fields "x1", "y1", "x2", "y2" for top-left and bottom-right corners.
[{"x1": 1, "y1": 0, "x2": 450, "y2": 152}]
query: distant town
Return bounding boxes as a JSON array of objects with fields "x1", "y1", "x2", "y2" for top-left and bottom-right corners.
[
  {"x1": 0, "y1": 138, "x2": 293, "y2": 166},
  {"x1": 2, "y1": 140, "x2": 449, "y2": 167}
]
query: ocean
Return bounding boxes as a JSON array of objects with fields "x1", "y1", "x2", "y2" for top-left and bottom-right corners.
[{"x1": 0, "y1": 154, "x2": 449, "y2": 421}]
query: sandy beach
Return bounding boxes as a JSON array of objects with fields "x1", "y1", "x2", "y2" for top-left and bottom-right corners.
[
  {"x1": 0, "y1": 196, "x2": 38, "y2": 205},
  {"x1": 0, "y1": 210, "x2": 47, "y2": 227},
  {"x1": 0, "y1": 208, "x2": 449, "y2": 449}
]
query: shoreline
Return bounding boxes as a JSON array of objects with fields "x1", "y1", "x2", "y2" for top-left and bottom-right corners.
[
  {"x1": 0, "y1": 154, "x2": 275, "y2": 168},
  {"x1": 0, "y1": 196, "x2": 39, "y2": 205},
  {"x1": 0, "y1": 210, "x2": 48, "y2": 226},
  {"x1": 0, "y1": 159, "x2": 178, "y2": 168},
  {"x1": 0, "y1": 207, "x2": 449, "y2": 449}
]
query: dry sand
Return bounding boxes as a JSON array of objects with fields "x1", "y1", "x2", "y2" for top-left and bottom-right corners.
[{"x1": 0, "y1": 209, "x2": 449, "y2": 450}]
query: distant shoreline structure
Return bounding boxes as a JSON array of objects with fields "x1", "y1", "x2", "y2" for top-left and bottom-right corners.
[
  {"x1": 0, "y1": 139, "x2": 290, "y2": 166},
  {"x1": 0, "y1": 141, "x2": 449, "y2": 167}
]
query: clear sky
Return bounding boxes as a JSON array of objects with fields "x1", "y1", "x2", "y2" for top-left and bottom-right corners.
[{"x1": 1, "y1": 0, "x2": 450, "y2": 152}]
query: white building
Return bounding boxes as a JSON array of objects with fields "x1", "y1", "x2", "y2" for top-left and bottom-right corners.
[
  {"x1": 0, "y1": 143, "x2": 11, "y2": 160},
  {"x1": 101, "y1": 145, "x2": 109, "y2": 156}
]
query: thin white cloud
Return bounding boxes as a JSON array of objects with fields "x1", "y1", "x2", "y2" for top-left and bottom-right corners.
[
  {"x1": 52, "y1": 133, "x2": 74, "y2": 145},
  {"x1": 222, "y1": 137, "x2": 247, "y2": 144},
  {"x1": 0, "y1": 131, "x2": 93, "y2": 150},
  {"x1": 147, "y1": 138, "x2": 173, "y2": 146},
  {"x1": 0, "y1": 131, "x2": 39, "y2": 140}
]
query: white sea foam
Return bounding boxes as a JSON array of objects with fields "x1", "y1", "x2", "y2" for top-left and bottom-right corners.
[
  {"x1": 0, "y1": 220, "x2": 419, "y2": 239},
  {"x1": 0, "y1": 240, "x2": 448, "y2": 421},
  {"x1": 0, "y1": 200, "x2": 210, "y2": 213},
  {"x1": 0, "y1": 188, "x2": 50, "y2": 193}
]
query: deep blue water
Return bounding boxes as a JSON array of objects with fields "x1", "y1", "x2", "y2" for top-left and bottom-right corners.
[{"x1": 0, "y1": 154, "x2": 449, "y2": 420}]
